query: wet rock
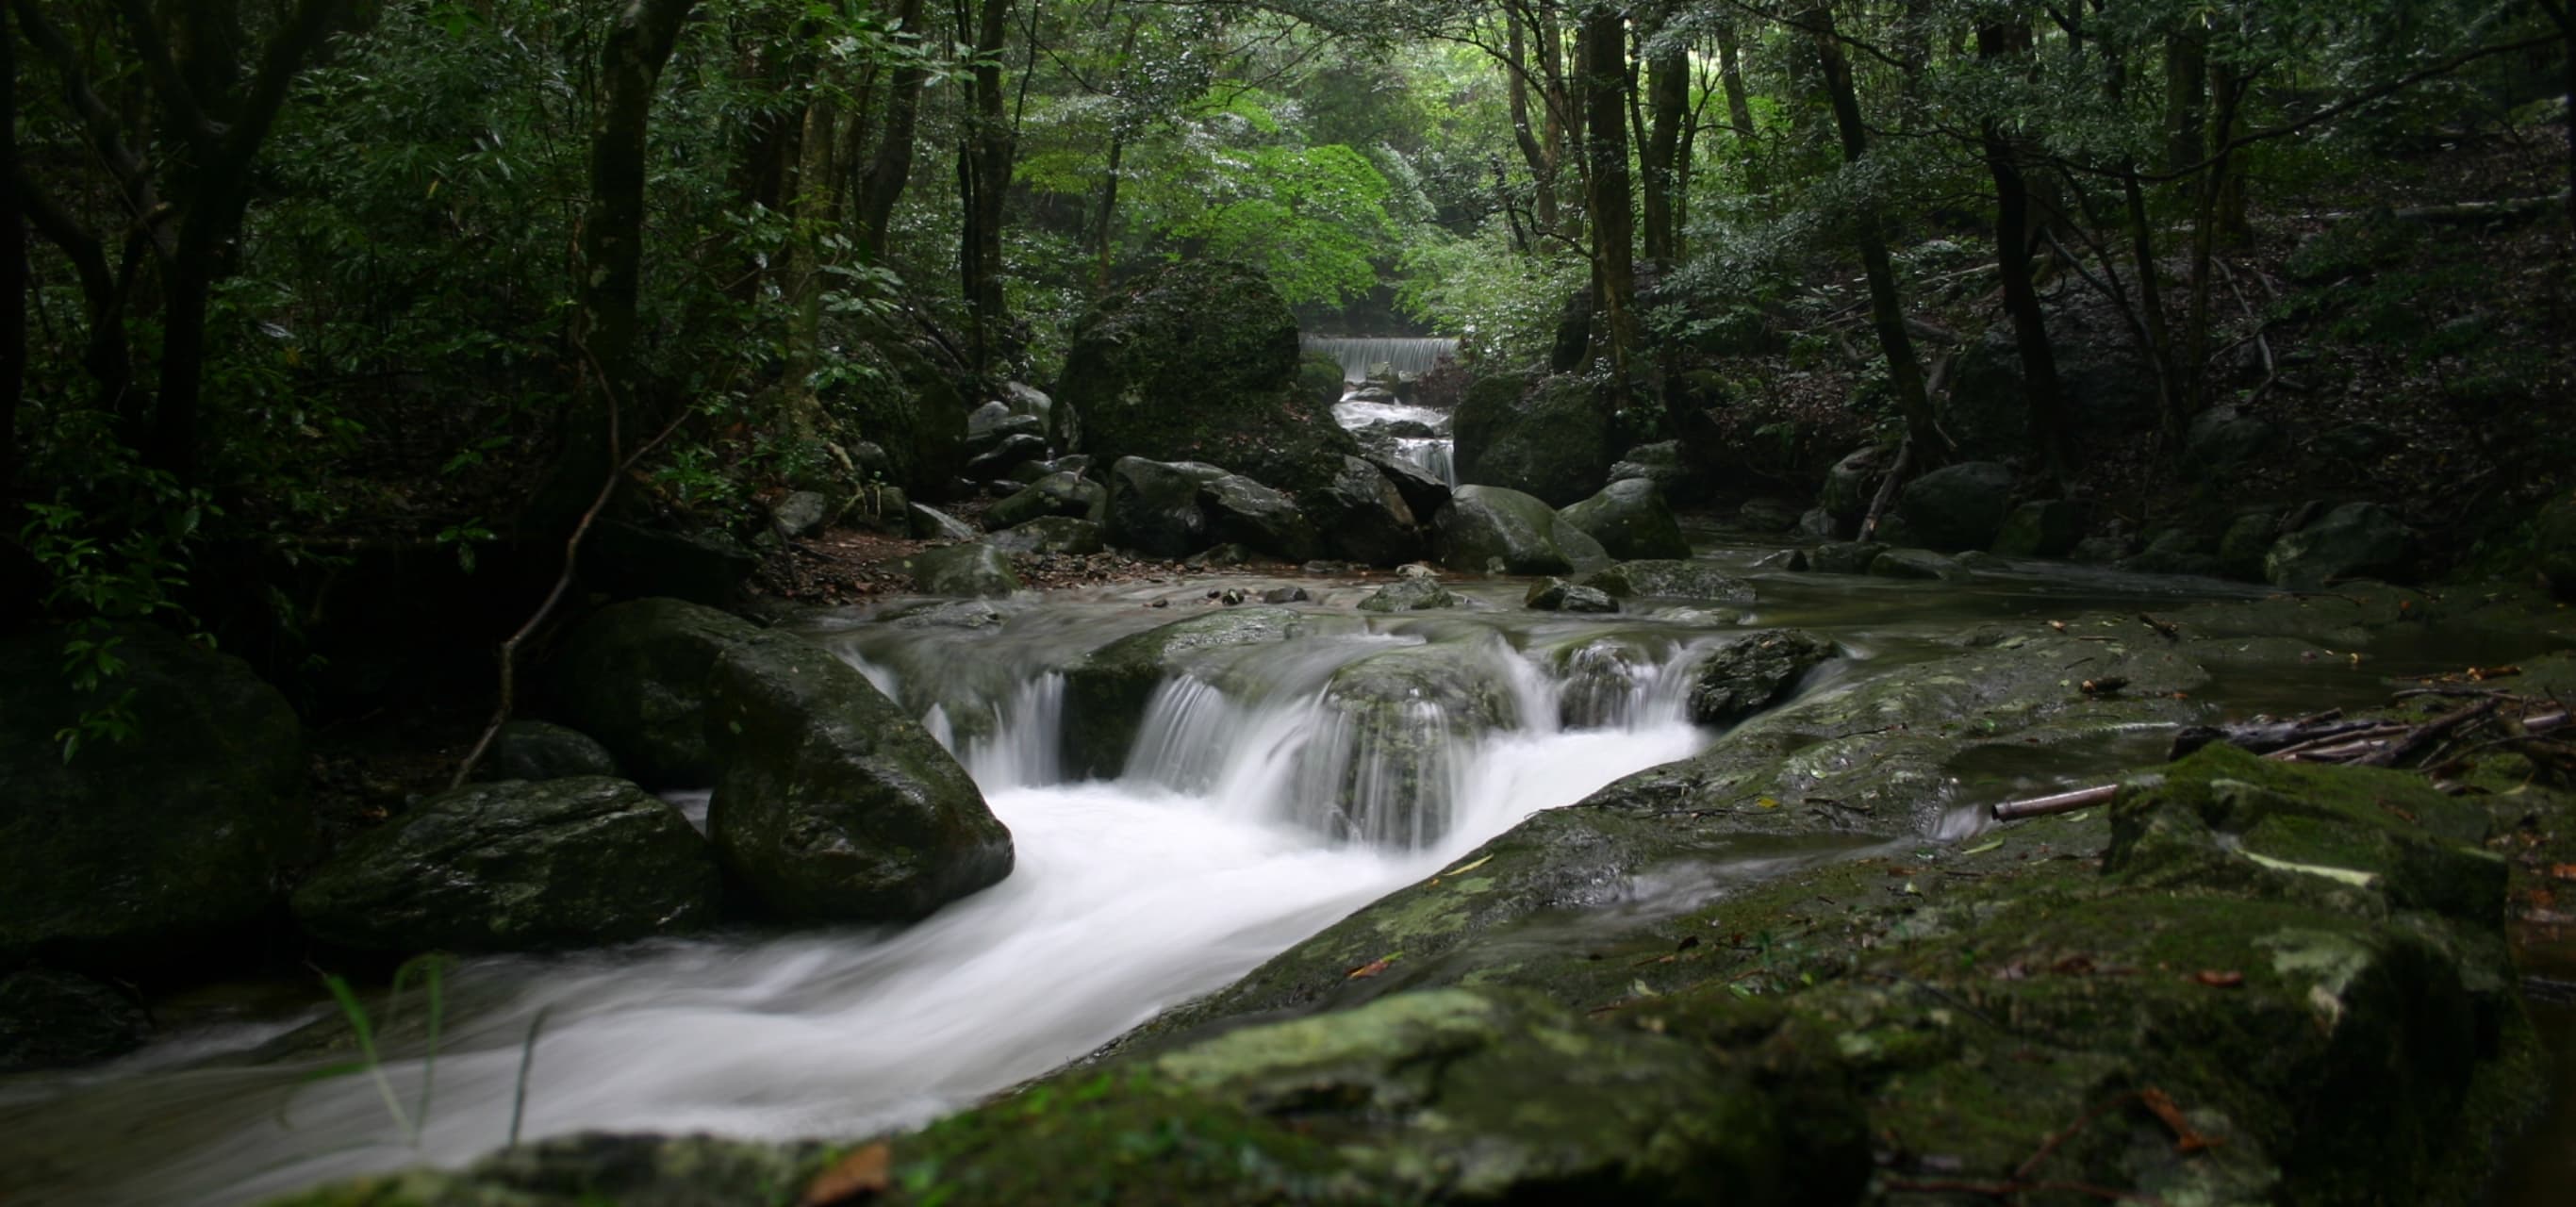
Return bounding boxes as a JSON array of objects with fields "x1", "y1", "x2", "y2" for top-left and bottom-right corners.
[
  {"x1": 1751, "y1": 549, "x2": 1810, "y2": 571},
  {"x1": 819, "y1": 339, "x2": 967, "y2": 497},
  {"x1": 1063, "y1": 609, "x2": 1308, "y2": 778},
  {"x1": 966, "y1": 400, "x2": 1045, "y2": 452},
  {"x1": 907, "y1": 502, "x2": 978, "y2": 542},
  {"x1": 889, "y1": 599, "x2": 1009, "y2": 630},
  {"x1": 1525, "y1": 578, "x2": 1619, "y2": 613},
  {"x1": 2070, "y1": 533, "x2": 2133, "y2": 564},
  {"x1": 0, "y1": 969, "x2": 146, "y2": 1072},
  {"x1": 2265, "y1": 502, "x2": 2414, "y2": 589},
  {"x1": 551, "y1": 598, "x2": 763, "y2": 786},
  {"x1": 1607, "y1": 439, "x2": 1700, "y2": 504},
  {"x1": 1807, "y1": 540, "x2": 1889, "y2": 575},
  {"x1": 1260, "y1": 587, "x2": 1311, "y2": 604},
  {"x1": 983, "y1": 516, "x2": 1105, "y2": 556},
  {"x1": 1201, "y1": 474, "x2": 1321, "y2": 562},
  {"x1": 470, "y1": 719, "x2": 619, "y2": 784},
  {"x1": 1867, "y1": 548, "x2": 1968, "y2": 581},
  {"x1": 1106, "y1": 456, "x2": 1229, "y2": 558},
  {"x1": 1055, "y1": 261, "x2": 1358, "y2": 497},
  {"x1": 1454, "y1": 372, "x2": 1614, "y2": 506},
  {"x1": 1313, "y1": 456, "x2": 1425, "y2": 567},
  {"x1": 1796, "y1": 506, "x2": 1842, "y2": 540},
  {"x1": 2185, "y1": 405, "x2": 2281, "y2": 475},
  {"x1": 1990, "y1": 499, "x2": 2081, "y2": 557},
  {"x1": 1360, "y1": 452, "x2": 1452, "y2": 521},
  {"x1": 1359, "y1": 577, "x2": 1462, "y2": 613},
  {"x1": 1298, "y1": 348, "x2": 1346, "y2": 407},
  {"x1": 1432, "y1": 485, "x2": 1611, "y2": 576},
  {"x1": 2120, "y1": 529, "x2": 2226, "y2": 578},
  {"x1": 1735, "y1": 497, "x2": 1802, "y2": 533},
  {"x1": 278, "y1": 1131, "x2": 834, "y2": 1207},
  {"x1": 1183, "y1": 543, "x2": 1262, "y2": 570},
  {"x1": 582, "y1": 521, "x2": 758, "y2": 606},
  {"x1": 1311, "y1": 644, "x2": 1520, "y2": 845},
  {"x1": 768, "y1": 490, "x2": 833, "y2": 539},
  {"x1": 1821, "y1": 445, "x2": 1889, "y2": 521},
  {"x1": 907, "y1": 542, "x2": 1022, "y2": 597},
  {"x1": 1892, "y1": 460, "x2": 2016, "y2": 553},
  {"x1": 1686, "y1": 629, "x2": 1839, "y2": 724},
  {"x1": 986, "y1": 471, "x2": 1107, "y2": 529},
  {"x1": 0, "y1": 622, "x2": 308, "y2": 975},
  {"x1": 706, "y1": 635, "x2": 1012, "y2": 923},
  {"x1": 1577, "y1": 559, "x2": 1755, "y2": 604},
  {"x1": 2219, "y1": 510, "x2": 2285, "y2": 581},
  {"x1": 292, "y1": 777, "x2": 720, "y2": 952},
  {"x1": 963, "y1": 432, "x2": 1049, "y2": 482},
  {"x1": 1557, "y1": 479, "x2": 1690, "y2": 560}
]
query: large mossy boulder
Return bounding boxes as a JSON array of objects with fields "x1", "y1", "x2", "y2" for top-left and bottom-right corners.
[
  {"x1": 0, "y1": 622, "x2": 308, "y2": 975},
  {"x1": 1202, "y1": 474, "x2": 1321, "y2": 562},
  {"x1": 1576, "y1": 558, "x2": 1755, "y2": 604},
  {"x1": 1892, "y1": 460, "x2": 2017, "y2": 552},
  {"x1": 1453, "y1": 372, "x2": 1613, "y2": 506},
  {"x1": 986, "y1": 471, "x2": 1106, "y2": 529},
  {"x1": 1687, "y1": 630, "x2": 1839, "y2": 725},
  {"x1": 822, "y1": 333, "x2": 968, "y2": 497},
  {"x1": 2265, "y1": 502, "x2": 2415, "y2": 589},
  {"x1": 469, "y1": 719, "x2": 619, "y2": 783},
  {"x1": 1432, "y1": 484, "x2": 1611, "y2": 576},
  {"x1": 706, "y1": 633, "x2": 1013, "y2": 922},
  {"x1": 1309, "y1": 455, "x2": 1425, "y2": 567},
  {"x1": 291, "y1": 777, "x2": 720, "y2": 952},
  {"x1": 1054, "y1": 260, "x2": 1358, "y2": 497},
  {"x1": 1557, "y1": 479, "x2": 1690, "y2": 560},
  {"x1": 906, "y1": 541, "x2": 1022, "y2": 597},
  {"x1": 0, "y1": 969, "x2": 147, "y2": 1072},
  {"x1": 1106, "y1": 456, "x2": 1228, "y2": 558},
  {"x1": 1063, "y1": 608, "x2": 1309, "y2": 779},
  {"x1": 550, "y1": 598, "x2": 758, "y2": 786}
]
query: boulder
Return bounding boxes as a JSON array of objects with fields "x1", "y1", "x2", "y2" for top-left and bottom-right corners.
[
  {"x1": 1106, "y1": 457, "x2": 1229, "y2": 558},
  {"x1": 986, "y1": 471, "x2": 1106, "y2": 529},
  {"x1": 1064, "y1": 609, "x2": 1308, "y2": 777},
  {"x1": 0, "y1": 622, "x2": 307, "y2": 975},
  {"x1": 963, "y1": 433, "x2": 1048, "y2": 482},
  {"x1": 1557, "y1": 479, "x2": 1690, "y2": 560},
  {"x1": 582, "y1": 521, "x2": 758, "y2": 606},
  {"x1": 1359, "y1": 577, "x2": 1463, "y2": 613},
  {"x1": 1360, "y1": 452, "x2": 1452, "y2": 520},
  {"x1": 1054, "y1": 261, "x2": 1358, "y2": 496},
  {"x1": 0, "y1": 969, "x2": 146, "y2": 1072},
  {"x1": 1310, "y1": 456, "x2": 1424, "y2": 567},
  {"x1": 841, "y1": 485, "x2": 910, "y2": 536},
  {"x1": 1433, "y1": 485, "x2": 1611, "y2": 576},
  {"x1": 1821, "y1": 446, "x2": 1889, "y2": 521},
  {"x1": 2185, "y1": 405, "x2": 2281, "y2": 476},
  {"x1": 984, "y1": 517, "x2": 1105, "y2": 556},
  {"x1": 2120, "y1": 530, "x2": 2226, "y2": 578},
  {"x1": 1808, "y1": 541, "x2": 1889, "y2": 575},
  {"x1": 2219, "y1": 510, "x2": 2285, "y2": 581},
  {"x1": 768, "y1": 490, "x2": 833, "y2": 539},
  {"x1": 551, "y1": 598, "x2": 764, "y2": 786},
  {"x1": 705, "y1": 636, "x2": 1013, "y2": 922},
  {"x1": 1796, "y1": 507, "x2": 1842, "y2": 540},
  {"x1": 1868, "y1": 548, "x2": 1968, "y2": 581},
  {"x1": 1687, "y1": 629, "x2": 1839, "y2": 724},
  {"x1": 1577, "y1": 559, "x2": 1755, "y2": 604},
  {"x1": 2266, "y1": 502, "x2": 2415, "y2": 589},
  {"x1": 1608, "y1": 440, "x2": 1701, "y2": 504},
  {"x1": 292, "y1": 777, "x2": 720, "y2": 952},
  {"x1": 1307, "y1": 645, "x2": 1521, "y2": 846},
  {"x1": 1202, "y1": 474, "x2": 1321, "y2": 562},
  {"x1": 1454, "y1": 373, "x2": 1613, "y2": 506},
  {"x1": 2534, "y1": 491, "x2": 2576, "y2": 600},
  {"x1": 1893, "y1": 461, "x2": 2017, "y2": 552},
  {"x1": 907, "y1": 503, "x2": 979, "y2": 542},
  {"x1": 819, "y1": 336, "x2": 968, "y2": 496},
  {"x1": 966, "y1": 401, "x2": 1045, "y2": 453},
  {"x1": 908, "y1": 542, "x2": 1023, "y2": 596},
  {"x1": 1525, "y1": 578, "x2": 1618, "y2": 613},
  {"x1": 1990, "y1": 500, "x2": 2081, "y2": 557},
  {"x1": 1298, "y1": 349, "x2": 1348, "y2": 407},
  {"x1": 470, "y1": 719, "x2": 619, "y2": 784},
  {"x1": 1940, "y1": 312, "x2": 2158, "y2": 459},
  {"x1": 1735, "y1": 497, "x2": 1802, "y2": 533},
  {"x1": 2070, "y1": 534, "x2": 2133, "y2": 565}
]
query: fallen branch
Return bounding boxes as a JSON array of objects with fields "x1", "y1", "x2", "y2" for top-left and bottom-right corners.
[{"x1": 1993, "y1": 783, "x2": 2119, "y2": 822}]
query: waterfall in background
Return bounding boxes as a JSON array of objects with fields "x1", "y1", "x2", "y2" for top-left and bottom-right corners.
[{"x1": 1301, "y1": 335, "x2": 1460, "y2": 382}]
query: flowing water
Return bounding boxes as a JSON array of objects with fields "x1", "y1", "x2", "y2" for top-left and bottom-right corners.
[
  {"x1": 1332, "y1": 395, "x2": 1456, "y2": 487},
  {"x1": 0, "y1": 550, "x2": 2561, "y2": 1205},
  {"x1": 1299, "y1": 335, "x2": 1459, "y2": 382}
]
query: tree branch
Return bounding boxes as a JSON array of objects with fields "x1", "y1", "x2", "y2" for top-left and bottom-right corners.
[{"x1": 110, "y1": 0, "x2": 222, "y2": 157}]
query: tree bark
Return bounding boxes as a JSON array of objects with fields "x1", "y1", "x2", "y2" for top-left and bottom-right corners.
[
  {"x1": 853, "y1": 0, "x2": 926, "y2": 256},
  {"x1": 540, "y1": 0, "x2": 698, "y2": 527},
  {"x1": 2538, "y1": 0, "x2": 2571, "y2": 235},
  {"x1": 955, "y1": 0, "x2": 1013, "y2": 375},
  {"x1": 1579, "y1": 3, "x2": 1635, "y2": 389},
  {"x1": 2161, "y1": 22, "x2": 2206, "y2": 177},
  {"x1": 2, "y1": 1, "x2": 22, "y2": 504},
  {"x1": 2183, "y1": 59, "x2": 2248, "y2": 420},
  {"x1": 1506, "y1": 8, "x2": 1559, "y2": 236},
  {"x1": 1715, "y1": 17, "x2": 1763, "y2": 196},
  {"x1": 1976, "y1": 20, "x2": 2065, "y2": 478},
  {"x1": 1810, "y1": 4, "x2": 1942, "y2": 460},
  {"x1": 1642, "y1": 30, "x2": 1685, "y2": 264}
]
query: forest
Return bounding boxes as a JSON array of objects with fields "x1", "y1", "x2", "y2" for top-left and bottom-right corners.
[{"x1": 5, "y1": 2, "x2": 2576, "y2": 1205}]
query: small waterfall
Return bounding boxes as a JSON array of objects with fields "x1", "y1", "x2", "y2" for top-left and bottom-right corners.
[
  {"x1": 964, "y1": 672, "x2": 1066, "y2": 791},
  {"x1": 1301, "y1": 335, "x2": 1460, "y2": 382},
  {"x1": 1393, "y1": 437, "x2": 1456, "y2": 488}
]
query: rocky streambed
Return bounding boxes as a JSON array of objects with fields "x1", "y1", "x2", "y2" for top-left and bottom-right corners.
[{"x1": 8, "y1": 550, "x2": 2576, "y2": 1207}]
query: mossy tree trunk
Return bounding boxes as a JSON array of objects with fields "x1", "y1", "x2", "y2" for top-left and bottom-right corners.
[
  {"x1": 1976, "y1": 16, "x2": 2066, "y2": 480},
  {"x1": 1577, "y1": 4, "x2": 1635, "y2": 393},
  {"x1": 954, "y1": 0, "x2": 1014, "y2": 375}
]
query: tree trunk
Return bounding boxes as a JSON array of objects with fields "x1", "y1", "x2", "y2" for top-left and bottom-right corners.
[
  {"x1": 955, "y1": 0, "x2": 1013, "y2": 375},
  {"x1": 1091, "y1": 134, "x2": 1124, "y2": 288},
  {"x1": 853, "y1": 0, "x2": 925, "y2": 256},
  {"x1": 1506, "y1": 8, "x2": 1559, "y2": 236},
  {"x1": 1642, "y1": 32, "x2": 1685, "y2": 264},
  {"x1": 1579, "y1": 3, "x2": 1635, "y2": 389},
  {"x1": 1976, "y1": 20, "x2": 2065, "y2": 478},
  {"x1": 2183, "y1": 59, "x2": 2247, "y2": 420},
  {"x1": 2548, "y1": 1, "x2": 2575, "y2": 235},
  {"x1": 1810, "y1": 4, "x2": 1942, "y2": 460},
  {"x1": 2122, "y1": 167, "x2": 2184, "y2": 444},
  {"x1": 541, "y1": 0, "x2": 697, "y2": 527},
  {"x1": 2161, "y1": 24, "x2": 2206, "y2": 178},
  {"x1": 1713, "y1": 18, "x2": 1763, "y2": 199}
]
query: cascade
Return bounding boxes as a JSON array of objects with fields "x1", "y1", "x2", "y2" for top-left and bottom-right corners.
[{"x1": 1300, "y1": 335, "x2": 1460, "y2": 381}]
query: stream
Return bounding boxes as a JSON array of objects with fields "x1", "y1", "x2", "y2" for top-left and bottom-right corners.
[{"x1": 1, "y1": 539, "x2": 2568, "y2": 1206}]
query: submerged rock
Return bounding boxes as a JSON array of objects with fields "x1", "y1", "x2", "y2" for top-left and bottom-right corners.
[
  {"x1": 1307, "y1": 643, "x2": 1520, "y2": 847},
  {"x1": 1556, "y1": 478, "x2": 1690, "y2": 560},
  {"x1": 1576, "y1": 558, "x2": 1754, "y2": 604},
  {"x1": 1062, "y1": 608, "x2": 1308, "y2": 779},
  {"x1": 1686, "y1": 630, "x2": 1839, "y2": 724},
  {"x1": 707, "y1": 634, "x2": 1013, "y2": 922},
  {"x1": 1432, "y1": 485, "x2": 1611, "y2": 576},
  {"x1": 292, "y1": 777, "x2": 720, "y2": 952},
  {"x1": 0, "y1": 622, "x2": 308, "y2": 975}
]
